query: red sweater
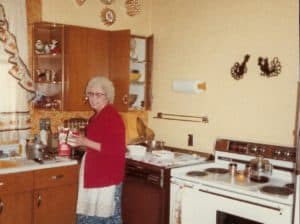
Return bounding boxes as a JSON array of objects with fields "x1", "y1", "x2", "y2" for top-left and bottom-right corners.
[{"x1": 83, "y1": 104, "x2": 126, "y2": 188}]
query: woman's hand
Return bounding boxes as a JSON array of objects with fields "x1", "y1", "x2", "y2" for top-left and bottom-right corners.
[
  {"x1": 67, "y1": 134, "x2": 86, "y2": 147},
  {"x1": 68, "y1": 134, "x2": 101, "y2": 152}
]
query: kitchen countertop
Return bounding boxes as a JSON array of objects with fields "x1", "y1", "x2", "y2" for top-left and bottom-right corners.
[{"x1": 0, "y1": 157, "x2": 78, "y2": 174}]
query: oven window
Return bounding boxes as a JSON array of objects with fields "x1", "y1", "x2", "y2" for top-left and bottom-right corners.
[{"x1": 217, "y1": 211, "x2": 263, "y2": 224}]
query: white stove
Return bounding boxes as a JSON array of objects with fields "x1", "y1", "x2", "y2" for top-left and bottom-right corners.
[{"x1": 170, "y1": 138, "x2": 296, "y2": 224}]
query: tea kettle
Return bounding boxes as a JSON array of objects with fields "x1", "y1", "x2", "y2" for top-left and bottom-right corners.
[{"x1": 249, "y1": 155, "x2": 273, "y2": 176}]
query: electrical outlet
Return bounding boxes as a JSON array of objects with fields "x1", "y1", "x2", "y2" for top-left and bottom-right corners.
[{"x1": 188, "y1": 134, "x2": 193, "y2": 146}]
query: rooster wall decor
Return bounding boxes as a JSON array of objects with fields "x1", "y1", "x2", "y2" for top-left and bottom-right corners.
[
  {"x1": 258, "y1": 57, "x2": 281, "y2": 77},
  {"x1": 231, "y1": 54, "x2": 250, "y2": 80}
]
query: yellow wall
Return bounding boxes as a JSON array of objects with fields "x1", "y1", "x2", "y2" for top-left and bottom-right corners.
[
  {"x1": 42, "y1": 0, "x2": 299, "y2": 153},
  {"x1": 41, "y1": 0, "x2": 152, "y2": 35}
]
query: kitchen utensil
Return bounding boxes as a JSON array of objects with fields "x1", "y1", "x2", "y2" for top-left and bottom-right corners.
[
  {"x1": 26, "y1": 138, "x2": 48, "y2": 160},
  {"x1": 228, "y1": 162, "x2": 237, "y2": 176},
  {"x1": 249, "y1": 155, "x2": 272, "y2": 176}
]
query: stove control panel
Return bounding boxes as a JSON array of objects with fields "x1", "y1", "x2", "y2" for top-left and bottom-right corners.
[{"x1": 215, "y1": 139, "x2": 296, "y2": 162}]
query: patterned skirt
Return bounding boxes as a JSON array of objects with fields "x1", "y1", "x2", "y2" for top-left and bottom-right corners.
[{"x1": 77, "y1": 183, "x2": 122, "y2": 224}]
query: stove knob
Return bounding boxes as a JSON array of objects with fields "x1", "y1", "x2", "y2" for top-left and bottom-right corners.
[
  {"x1": 283, "y1": 151, "x2": 291, "y2": 160},
  {"x1": 256, "y1": 147, "x2": 265, "y2": 156},
  {"x1": 273, "y1": 149, "x2": 282, "y2": 158},
  {"x1": 249, "y1": 145, "x2": 257, "y2": 154}
]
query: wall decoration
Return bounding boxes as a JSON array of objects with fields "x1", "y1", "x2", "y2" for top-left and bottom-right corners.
[
  {"x1": 100, "y1": 0, "x2": 114, "y2": 5},
  {"x1": 125, "y1": 0, "x2": 141, "y2": 16},
  {"x1": 75, "y1": 0, "x2": 87, "y2": 6},
  {"x1": 231, "y1": 54, "x2": 250, "y2": 80},
  {"x1": 258, "y1": 57, "x2": 281, "y2": 77},
  {"x1": 100, "y1": 7, "x2": 116, "y2": 26}
]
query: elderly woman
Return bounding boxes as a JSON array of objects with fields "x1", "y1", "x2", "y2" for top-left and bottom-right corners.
[{"x1": 71, "y1": 76, "x2": 126, "y2": 224}]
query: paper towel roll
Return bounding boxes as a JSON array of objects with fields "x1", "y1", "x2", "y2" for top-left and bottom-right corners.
[{"x1": 172, "y1": 80, "x2": 206, "y2": 94}]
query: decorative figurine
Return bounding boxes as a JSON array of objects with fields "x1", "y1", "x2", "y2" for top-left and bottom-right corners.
[
  {"x1": 35, "y1": 40, "x2": 44, "y2": 54},
  {"x1": 49, "y1": 39, "x2": 59, "y2": 54}
]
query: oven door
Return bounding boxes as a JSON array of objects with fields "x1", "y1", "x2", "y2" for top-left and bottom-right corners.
[{"x1": 180, "y1": 185, "x2": 292, "y2": 224}]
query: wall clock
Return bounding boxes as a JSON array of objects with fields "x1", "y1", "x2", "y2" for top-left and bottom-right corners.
[{"x1": 100, "y1": 8, "x2": 116, "y2": 26}]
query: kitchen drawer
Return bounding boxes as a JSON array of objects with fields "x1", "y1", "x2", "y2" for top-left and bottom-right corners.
[
  {"x1": 34, "y1": 165, "x2": 79, "y2": 190},
  {"x1": 0, "y1": 172, "x2": 33, "y2": 194}
]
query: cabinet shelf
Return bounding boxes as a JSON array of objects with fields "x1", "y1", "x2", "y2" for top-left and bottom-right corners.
[
  {"x1": 130, "y1": 81, "x2": 145, "y2": 85},
  {"x1": 35, "y1": 53, "x2": 62, "y2": 58}
]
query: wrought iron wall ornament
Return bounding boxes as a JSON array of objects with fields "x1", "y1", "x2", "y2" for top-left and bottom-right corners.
[
  {"x1": 231, "y1": 54, "x2": 250, "y2": 80},
  {"x1": 258, "y1": 57, "x2": 281, "y2": 77}
]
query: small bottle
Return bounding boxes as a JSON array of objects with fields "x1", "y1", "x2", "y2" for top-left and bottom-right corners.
[
  {"x1": 40, "y1": 123, "x2": 48, "y2": 146},
  {"x1": 45, "y1": 121, "x2": 52, "y2": 150}
]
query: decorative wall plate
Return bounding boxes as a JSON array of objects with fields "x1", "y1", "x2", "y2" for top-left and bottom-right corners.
[
  {"x1": 125, "y1": 0, "x2": 141, "y2": 16},
  {"x1": 100, "y1": 8, "x2": 116, "y2": 26},
  {"x1": 75, "y1": 0, "x2": 86, "y2": 6},
  {"x1": 100, "y1": 0, "x2": 114, "y2": 5}
]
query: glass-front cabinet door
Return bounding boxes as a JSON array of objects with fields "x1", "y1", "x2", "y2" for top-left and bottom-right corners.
[{"x1": 129, "y1": 35, "x2": 153, "y2": 111}]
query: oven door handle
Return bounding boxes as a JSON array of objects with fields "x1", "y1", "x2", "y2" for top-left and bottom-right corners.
[
  {"x1": 197, "y1": 186, "x2": 282, "y2": 212},
  {"x1": 171, "y1": 179, "x2": 194, "y2": 189}
]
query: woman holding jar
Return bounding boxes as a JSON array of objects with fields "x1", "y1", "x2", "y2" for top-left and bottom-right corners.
[{"x1": 70, "y1": 76, "x2": 126, "y2": 224}]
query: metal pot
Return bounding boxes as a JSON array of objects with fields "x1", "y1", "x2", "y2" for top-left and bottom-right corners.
[
  {"x1": 26, "y1": 140, "x2": 48, "y2": 160},
  {"x1": 249, "y1": 155, "x2": 273, "y2": 176}
]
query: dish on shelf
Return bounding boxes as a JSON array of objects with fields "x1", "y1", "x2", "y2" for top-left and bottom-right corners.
[
  {"x1": 130, "y1": 72, "x2": 141, "y2": 82},
  {"x1": 128, "y1": 94, "x2": 138, "y2": 107},
  {"x1": 36, "y1": 82, "x2": 62, "y2": 97}
]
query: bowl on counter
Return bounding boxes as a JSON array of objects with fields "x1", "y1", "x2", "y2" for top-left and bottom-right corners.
[{"x1": 127, "y1": 145, "x2": 147, "y2": 159}]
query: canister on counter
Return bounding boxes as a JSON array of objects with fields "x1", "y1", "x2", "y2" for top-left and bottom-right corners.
[{"x1": 57, "y1": 126, "x2": 71, "y2": 157}]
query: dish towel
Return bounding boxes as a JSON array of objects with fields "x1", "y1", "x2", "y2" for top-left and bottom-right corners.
[{"x1": 76, "y1": 154, "x2": 116, "y2": 217}]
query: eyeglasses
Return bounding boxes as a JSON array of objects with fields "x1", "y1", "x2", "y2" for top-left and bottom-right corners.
[{"x1": 85, "y1": 92, "x2": 106, "y2": 98}]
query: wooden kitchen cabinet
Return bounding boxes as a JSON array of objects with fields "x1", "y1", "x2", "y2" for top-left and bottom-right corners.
[
  {"x1": 0, "y1": 172, "x2": 34, "y2": 224},
  {"x1": 32, "y1": 22, "x2": 131, "y2": 112},
  {"x1": 33, "y1": 165, "x2": 79, "y2": 224}
]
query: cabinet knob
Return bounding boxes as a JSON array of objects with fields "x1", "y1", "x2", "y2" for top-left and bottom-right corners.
[
  {"x1": 122, "y1": 94, "x2": 128, "y2": 105},
  {"x1": 0, "y1": 200, "x2": 4, "y2": 214},
  {"x1": 37, "y1": 194, "x2": 42, "y2": 208},
  {"x1": 51, "y1": 174, "x2": 64, "y2": 180}
]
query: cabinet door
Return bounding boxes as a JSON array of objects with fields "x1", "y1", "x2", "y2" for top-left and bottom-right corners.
[
  {"x1": 33, "y1": 165, "x2": 79, "y2": 224},
  {"x1": 32, "y1": 22, "x2": 64, "y2": 110},
  {"x1": 0, "y1": 192, "x2": 32, "y2": 224},
  {"x1": 129, "y1": 35, "x2": 153, "y2": 110},
  {"x1": 0, "y1": 171, "x2": 33, "y2": 224},
  {"x1": 64, "y1": 25, "x2": 110, "y2": 111},
  {"x1": 33, "y1": 184, "x2": 77, "y2": 224},
  {"x1": 109, "y1": 30, "x2": 130, "y2": 112}
]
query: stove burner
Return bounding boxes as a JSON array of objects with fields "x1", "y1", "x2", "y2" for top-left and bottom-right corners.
[
  {"x1": 260, "y1": 185, "x2": 294, "y2": 196},
  {"x1": 186, "y1": 171, "x2": 208, "y2": 177},
  {"x1": 250, "y1": 175, "x2": 269, "y2": 183},
  {"x1": 205, "y1": 168, "x2": 228, "y2": 174},
  {"x1": 285, "y1": 183, "x2": 294, "y2": 190}
]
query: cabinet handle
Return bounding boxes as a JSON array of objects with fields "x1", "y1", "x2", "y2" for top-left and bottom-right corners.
[
  {"x1": 0, "y1": 182, "x2": 3, "y2": 186},
  {"x1": 51, "y1": 174, "x2": 64, "y2": 180},
  {"x1": 122, "y1": 94, "x2": 128, "y2": 105},
  {"x1": 37, "y1": 194, "x2": 42, "y2": 208},
  {"x1": 0, "y1": 200, "x2": 4, "y2": 214}
]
